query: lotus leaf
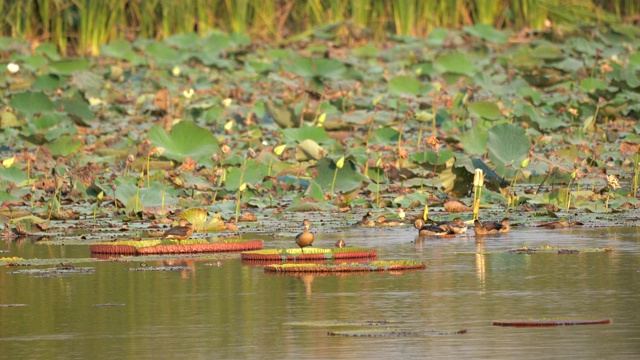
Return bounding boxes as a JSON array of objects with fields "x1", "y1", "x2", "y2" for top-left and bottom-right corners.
[
  {"x1": 225, "y1": 160, "x2": 266, "y2": 191},
  {"x1": 295, "y1": 139, "x2": 327, "y2": 161},
  {"x1": 463, "y1": 24, "x2": 508, "y2": 44},
  {"x1": 459, "y1": 122, "x2": 489, "y2": 155},
  {"x1": 145, "y1": 42, "x2": 182, "y2": 65},
  {"x1": 148, "y1": 121, "x2": 219, "y2": 168},
  {"x1": 46, "y1": 135, "x2": 82, "y2": 157},
  {"x1": 9, "y1": 91, "x2": 54, "y2": 114},
  {"x1": 434, "y1": 53, "x2": 475, "y2": 76},
  {"x1": 310, "y1": 157, "x2": 367, "y2": 193},
  {"x1": 388, "y1": 76, "x2": 421, "y2": 96},
  {"x1": 281, "y1": 125, "x2": 330, "y2": 144},
  {"x1": 468, "y1": 101, "x2": 502, "y2": 120},
  {"x1": 487, "y1": 123, "x2": 530, "y2": 169},
  {"x1": 49, "y1": 59, "x2": 90, "y2": 75}
]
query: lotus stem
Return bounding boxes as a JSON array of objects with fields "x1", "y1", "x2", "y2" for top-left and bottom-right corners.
[{"x1": 633, "y1": 152, "x2": 639, "y2": 198}]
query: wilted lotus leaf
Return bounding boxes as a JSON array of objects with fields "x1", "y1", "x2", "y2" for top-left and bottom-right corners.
[
  {"x1": 179, "y1": 208, "x2": 208, "y2": 230},
  {"x1": 266, "y1": 101, "x2": 299, "y2": 128},
  {"x1": 443, "y1": 200, "x2": 472, "y2": 213},
  {"x1": 295, "y1": 139, "x2": 327, "y2": 161}
]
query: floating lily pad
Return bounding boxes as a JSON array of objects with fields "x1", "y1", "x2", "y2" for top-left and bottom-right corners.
[
  {"x1": 241, "y1": 247, "x2": 377, "y2": 261},
  {"x1": 263, "y1": 260, "x2": 426, "y2": 273},
  {"x1": 328, "y1": 328, "x2": 467, "y2": 337},
  {"x1": 493, "y1": 317, "x2": 611, "y2": 327}
]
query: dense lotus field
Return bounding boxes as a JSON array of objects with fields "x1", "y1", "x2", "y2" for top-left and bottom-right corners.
[{"x1": 1, "y1": 23, "x2": 640, "y2": 240}]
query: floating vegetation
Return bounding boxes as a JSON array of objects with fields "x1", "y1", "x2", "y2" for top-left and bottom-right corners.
[
  {"x1": 241, "y1": 247, "x2": 377, "y2": 261},
  {"x1": 0, "y1": 304, "x2": 29, "y2": 307},
  {"x1": 128, "y1": 266, "x2": 192, "y2": 272},
  {"x1": 91, "y1": 239, "x2": 263, "y2": 255},
  {"x1": 328, "y1": 328, "x2": 468, "y2": 337},
  {"x1": 456, "y1": 245, "x2": 615, "y2": 255},
  {"x1": 286, "y1": 320, "x2": 395, "y2": 327},
  {"x1": 93, "y1": 303, "x2": 125, "y2": 307},
  {"x1": 1, "y1": 258, "x2": 100, "y2": 267},
  {"x1": 264, "y1": 260, "x2": 426, "y2": 273},
  {"x1": 493, "y1": 317, "x2": 612, "y2": 327},
  {"x1": 8, "y1": 267, "x2": 96, "y2": 277}
]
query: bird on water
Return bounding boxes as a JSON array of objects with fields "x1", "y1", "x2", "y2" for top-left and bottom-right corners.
[
  {"x1": 295, "y1": 219, "x2": 314, "y2": 253},
  {"x1": 162, "y1": 218, "x2": 195, "y2": 243}
]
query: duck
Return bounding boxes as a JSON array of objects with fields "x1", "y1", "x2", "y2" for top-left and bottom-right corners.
[
  {"x1": 443, "y1": 217, "x2": 469, "y2": 234},
  {"x1": 474, "y1": 218, "x2": 510, "y2": 235},
  {"x1": 355, "y1": 212, "x2": 375, "y2": 227},
  {"x1": 414, "y1": 219, "x2": 449, "y2": 236},
  {"x1": 335, "y1": 239, "x2": 346, "y2": 248},
  {"x1": 375, "y1": 215, "x2": 404, "y2": 227},
  {"x1": 162, "y1": 218, "x2": 195, "y2": 243},
  {"x1": 536, "y1": 220, "x2": 583, "y2": 229},
  {"x1": 295, "y1": 219, "x2": 314, "y2": 253}
]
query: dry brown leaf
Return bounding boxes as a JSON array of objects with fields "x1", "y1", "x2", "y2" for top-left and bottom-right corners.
[
  {"x1": 443, "y1": 200, "x2": 472, "y2": 213},
  {"x1": 153, "y1": 88, "x2": 170, "y2": 111}
]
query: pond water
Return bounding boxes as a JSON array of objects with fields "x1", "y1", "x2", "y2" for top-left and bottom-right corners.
[{"x1": 1, "y1": 225, "x2": 639, "y2": 359}]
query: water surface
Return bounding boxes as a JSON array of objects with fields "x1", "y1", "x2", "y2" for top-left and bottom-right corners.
[{"x1": 1, "y1": 226, "x2": 639, "y2": 359}]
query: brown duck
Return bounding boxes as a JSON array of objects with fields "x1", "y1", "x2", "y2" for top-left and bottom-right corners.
[
  {"x1": 355, "y1": 212, "x2": 375, "y2": 227},
  {"x1": 536, "y1": 220, "x2": 583, "y2": 229},
  {"x1": 414, "y1": 219, "x2": 449, "y2": 236},
  {"x1": 162, "y1": 218, "x2": 195, "y2": 243},
  {"x1": 474, "y1": 218, "x2": 510, "y2": 235},
  {"x1": 375, "y1": 215, "x2": 404, "y2": 227},
  {"x1": 443, "y1": 217, "x2": 469, "y2": 234},
  {"x1": 295, "y1": 219, "x2": 314, "y2": 253},
  {"x1": 335, "y1": 239, "x2": 346, "y2": 248}
]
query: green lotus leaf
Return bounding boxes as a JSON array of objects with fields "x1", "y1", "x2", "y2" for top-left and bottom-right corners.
[
  {"x1": 309, "y1": 157, "x2": 367, "y2": 193},
  {"x1": 46, "y1": 135, "x2": 82, "y2": 157},
  {"x1": 434, "y1": 53, "x2": 475, "y2": 76},
  {"x1": 487, "y1": 123, "x2": 530, "y2": 168},
  {"x1": 32, "y1": 74, "x2": 64, "y2": 91},
  {"x1": 469, "y1": 101, "x2": 502, "y2": 120},
  {"x1": 9, "y1": 91, "x2": 54, "y2": 114},
  {"x1": 581, "y1": 77, "x2": 607, "y2": 92},
  {"x1": 352, "y1": 44, "x2": 379, "y2": 58},
  {"x1": 55, "y1": 99, "x2": 94, "y2": 122},
  {"x1": 164, "y1": 33, "x2": 200, "y2": 49},
  {"x1": 388, "y1": 75, "x2": 421, "y2": 96},
  {"x1": 145, "y1": 42, "x2": 181, "y2": 65},
  {"x1": 410, "y1": 150, "x2": 455, "y2": 166},
  {"x1": 463, "y1": 24, "x2": 508, "y2": 44},
  {"x1": 101, "y1": 39, "x2": 135, "y2": 60},
  {"x1": 148, "y1": 120, "x2": 219, "y2": 168},
  {"x1": 115, "y1": 180, "x2": 181, "y2": 213},
  {"x1": 49, "y1": 59, "x2": 90, "y2": 75},
  {"x1": 531, "y1": 44, "x2": 563, "y2": 60},
  {"x1": 225, "y1": 160, "x2": 266, "y2": 191},
  {"x1": 0, "y1": 167, "x2": 27, "y2": 185},
  {"x1": 372, "y1": 127, "x2": 401, "y2": 145},
  {"x1": 425, "y1": 28, "x2": 449, "y2": 46},
  {"x1": 281, "y1": 125, "x2": 330, "y2": 144},
  {"x1": 35, "y1": 42, "x2": 61, "y2": 61},
  {"x1": 459, "y1": 121, "x2": 488, "y2": 155}
]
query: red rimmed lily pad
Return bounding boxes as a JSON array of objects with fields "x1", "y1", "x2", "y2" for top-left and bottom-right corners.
[
  {"x1": 492, "y1": 318, "x2": 612, "y2": 327},
  {"x1": 241, "y1": 247, "x2": 377, "y2": 261},
  {"x1": 263, "y1": 260, "x2": 426, "y2": 273},
  {"x1": 91, "y1": 239, "x2": 263, "y2": 255}
]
